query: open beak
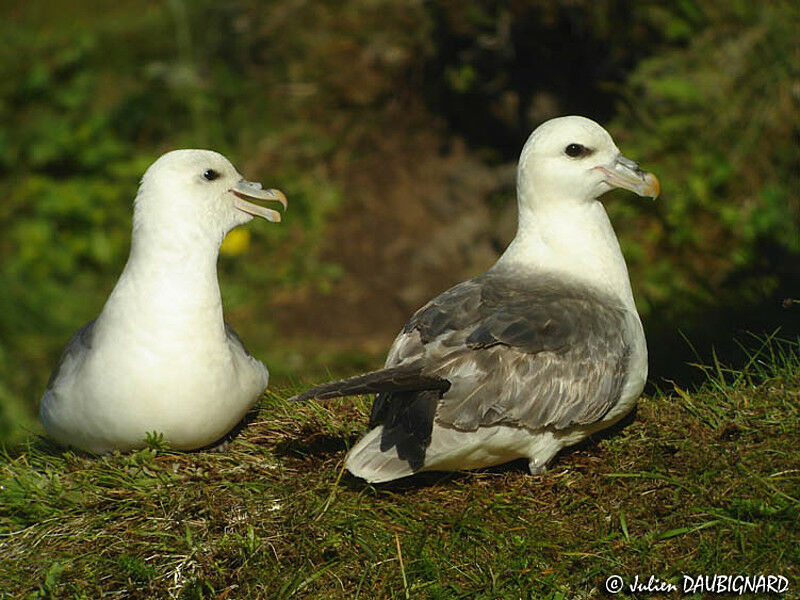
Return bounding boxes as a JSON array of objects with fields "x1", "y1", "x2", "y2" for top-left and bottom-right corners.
[
  {"x1": 596, "y1": 154, "x2": 660, "y2": 199},
  {"x1": 231, "y1": 179, "x2": 288, "y2": 222}
]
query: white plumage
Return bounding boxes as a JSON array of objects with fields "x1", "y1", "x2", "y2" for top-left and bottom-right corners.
[{"x1": 40, "y1": 150, "x2": 287, "y2": 453}]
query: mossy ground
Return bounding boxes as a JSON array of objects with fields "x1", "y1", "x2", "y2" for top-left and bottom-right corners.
[{"x1": 1, "y1": 341, "x2": 798, "y2": 599}]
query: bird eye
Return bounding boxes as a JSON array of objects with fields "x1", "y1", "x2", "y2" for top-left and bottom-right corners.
[
  {"x1": 565, "y1": 143, "x2": 588, "y2": 158},
  {"x1": 203, "y1": 169, "x2": 220, "y2": 181}
]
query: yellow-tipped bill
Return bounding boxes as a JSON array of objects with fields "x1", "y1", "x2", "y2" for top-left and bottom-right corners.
[
  {"x1": 231, "y1": 179, "x2": 288, "y2": 222},
  {"x1": 596, "y1": 154, "x2": 660, "y2": 199}
]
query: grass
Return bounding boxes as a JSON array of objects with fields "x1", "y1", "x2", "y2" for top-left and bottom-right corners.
[{"x1": 1, "y1": 337, "x2": 798, "y2": 599}]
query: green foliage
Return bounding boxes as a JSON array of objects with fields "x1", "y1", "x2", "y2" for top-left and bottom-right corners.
[
  {"x1": 144, "y1": 431, "x2": 169, "y2": 452},
  {"x1": 0, "y1": 31, "x2": 146, "y2": 443},
  {"x1": 608, "y1": 0, "x2": 800, "y2": 318}
]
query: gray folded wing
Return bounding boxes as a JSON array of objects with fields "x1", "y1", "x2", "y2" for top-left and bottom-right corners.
[
  {"x1": 224, "y1": 320, "x2": 260, "y2": 359},
  {"x1": 45, "y1": 319, "x2": 96, "y2": 391},
  {"x1": 381, "y1": 272, "x2": 637, "y2": 434}
]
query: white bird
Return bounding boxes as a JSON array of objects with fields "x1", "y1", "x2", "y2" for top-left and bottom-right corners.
[
  {"x1": 40, "y1": 149, "x2": 287, "y2": 454},
  {"x1": 292, "y1": 116, "x2": 660, "y2": 483}
]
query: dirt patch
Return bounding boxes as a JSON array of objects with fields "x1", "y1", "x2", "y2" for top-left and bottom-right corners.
[{"x1": 270, "y1": 109, "x2": 513, "y2": 350}]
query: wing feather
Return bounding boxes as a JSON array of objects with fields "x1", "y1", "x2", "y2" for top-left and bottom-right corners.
[
  {"x1": 46, "y1": 320, "x2": 96, "y2": 391},
  {"x1": 372, "y1": 272, "x2": 638, "y2": 452}
]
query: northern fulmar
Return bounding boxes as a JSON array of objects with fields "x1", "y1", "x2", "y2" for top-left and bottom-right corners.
[
  {"x1": 292, "y1": 116, "x2": 659, "y2": 482},
  {"x1": 40, "y1": 150, "x2": 287, "y2": 453}
]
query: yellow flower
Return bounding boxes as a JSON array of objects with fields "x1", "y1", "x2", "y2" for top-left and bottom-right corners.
[{"x1": 220, "y1": 229, "x2": 250, "y2": 256}]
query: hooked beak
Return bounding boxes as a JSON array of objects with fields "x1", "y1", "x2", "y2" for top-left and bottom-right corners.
[
  {"x1": 231, "y1": 179, "x2": 288, "y2": 222},
  {"x1": 596, "y1": 154, "x2": 660, "y2": 199}
]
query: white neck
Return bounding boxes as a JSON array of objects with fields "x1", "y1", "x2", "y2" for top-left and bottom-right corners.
[
  {"x1": 494, "y1": 192, "x2": 637, "y2": 310},
  {"x1": 96, "y1": 218, "x2": 227, "y2": 347}
]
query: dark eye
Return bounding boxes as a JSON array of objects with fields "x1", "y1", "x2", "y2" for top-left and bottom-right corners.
[
  {"x1": 203, "y1": 169, "x2": 220, "y2": 181},
  {"x1": 565, "y1": 143, "x2": 587, "y2": 158}
]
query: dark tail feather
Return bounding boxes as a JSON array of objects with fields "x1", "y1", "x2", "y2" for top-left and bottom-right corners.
[{"x1": 290, "y1": 366, "x2": 450, "y2": 402}]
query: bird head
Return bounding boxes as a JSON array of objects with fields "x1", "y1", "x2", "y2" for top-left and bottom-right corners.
[
  {"x1": 517, "y1": 116, "x2": 659, "y2": 209},
  {"x1": 134, "y1": 149, "x2": 287, "y2": 240}
]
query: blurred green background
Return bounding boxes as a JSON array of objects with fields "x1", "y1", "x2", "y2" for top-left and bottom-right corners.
[{"x1": 1, "y1": 0, "x2": 798, "y2": 444}]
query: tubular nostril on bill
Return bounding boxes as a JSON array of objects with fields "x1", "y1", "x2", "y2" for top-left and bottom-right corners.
[
  {"x1": 240, "y1": 179, "x2": 263, "y2": 191},
  {"x1": 616, "y1": 155, "x2": 640, "y2": 172}
]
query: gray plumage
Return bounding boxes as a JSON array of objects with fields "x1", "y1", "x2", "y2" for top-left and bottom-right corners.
[
  {"x1": 293, "y1": 115, "x2": 657, "y2": 481},
  {"x1": 45, "y1": 320, "x2": 96, "y2": 391},
  {"x1": 291, "y1": 365, "x2": 449, "y2": 402},
  {"x1": 293, "y1": 271, "x2": 637, "y2": 470},
  {"x1": 399, "y1": 271, "x2": 634, "y2": 430}
]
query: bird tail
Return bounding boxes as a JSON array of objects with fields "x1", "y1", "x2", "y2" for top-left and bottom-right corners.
[
  {"x1": 345, "y1": 426, "x2": 418, "y2": 483},
  {"x1": 289, "y1": 365, "x2": 450, "y2": 402}
]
